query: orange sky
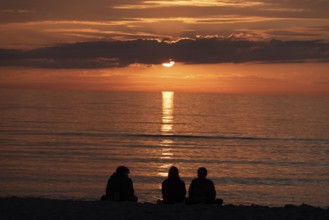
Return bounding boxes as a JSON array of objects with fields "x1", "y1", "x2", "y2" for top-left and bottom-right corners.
[
  {"x1": 0, "y1": 1, "x2": 329, "y2": 94},
  {"x1": 1, "y1": 62, "x2": 328, "y2": 95}
]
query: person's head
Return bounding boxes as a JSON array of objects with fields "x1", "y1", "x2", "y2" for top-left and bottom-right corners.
[
  {"x1": 197, "y1": 167, "x2": 207, "y2": 179},
  {"x1": 116, "y1": 166, "x2": 130, "y2": 176},
  {"x1": 168, "y1": 166, "x2": 179, "y2": 179}
]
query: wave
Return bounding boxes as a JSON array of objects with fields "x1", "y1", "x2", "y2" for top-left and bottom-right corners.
[
  {"x1": 126, "y1": 134, "x2": 329, "y2": 142},
  {"x1": 217, "y1": 177, "x2": 329, "y2": 187},
  {"x1": 133, "y1": 176, "x2": 329, "y2": 187},
  {"x1": 1, "y1": 130, "x2": 328, "y2": 143}
]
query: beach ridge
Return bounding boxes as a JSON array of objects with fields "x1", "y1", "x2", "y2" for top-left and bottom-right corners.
[{"x1": 1, "y1": 197, "x2": 328, "y2": 220}]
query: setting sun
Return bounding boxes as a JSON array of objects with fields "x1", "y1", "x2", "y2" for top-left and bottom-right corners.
[{"x1": 162, "y1": 60, "x2": 175, "y2": 67}]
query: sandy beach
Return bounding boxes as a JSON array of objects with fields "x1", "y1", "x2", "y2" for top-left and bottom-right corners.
[{"x1": 1, "y1": 197, "x2": 328, "y2": 220}]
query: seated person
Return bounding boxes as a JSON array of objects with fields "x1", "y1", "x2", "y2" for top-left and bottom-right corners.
[
  {"x1": 161, "y1": 166, "x2": 186, "y2": 204},
  {"x1": 187, "y1": 167, "x2": 223, "y2": 205},
  {"x1": 101, "y1": 166, "x2": 138, "y2": 202}
]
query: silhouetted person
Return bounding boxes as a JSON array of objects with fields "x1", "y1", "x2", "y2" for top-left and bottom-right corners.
[
  {"x1": 161, "y1": 166, "x2": 186, "y2": 204},
  {"x1": 187, "y1": 167, "x2": 223, "y2": 205},
  {"x1": 102, "y1": 166, "x2": 138, "y2": 202}
]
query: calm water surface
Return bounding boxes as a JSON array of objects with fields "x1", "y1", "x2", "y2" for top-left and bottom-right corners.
[{"x1": 0, "y1": 89, "x2": 328, "y2": 207}]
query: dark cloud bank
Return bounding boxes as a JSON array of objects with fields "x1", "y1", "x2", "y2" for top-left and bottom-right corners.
[{"x1": 1, "y1": 38, "x2": 328, "y2": 68}]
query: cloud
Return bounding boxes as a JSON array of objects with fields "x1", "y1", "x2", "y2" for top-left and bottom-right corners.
[
  {"x1": 1, "y1": 0, "x2": 328, "y2": 24},
  {"x1": 113, "y1": 0, "x2": 266, "y2": 9},
  {"x1": 1, "y1": 1, "x2": 329, "y2": 49},
  {"x1": 0, "y1": 37, "x2": 328, "y2": 68}
]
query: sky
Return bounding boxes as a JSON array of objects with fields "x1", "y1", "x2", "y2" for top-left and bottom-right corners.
[{"x1": 1, "y1": 0, "x2": 329, "y2": 94}]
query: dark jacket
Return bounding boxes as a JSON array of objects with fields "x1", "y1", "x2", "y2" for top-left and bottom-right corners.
[
  {"x1": 106, "y1": 172, "x2": 137, "y2": 201},
  {"x1": 188, "y1": 178, "x2": 216, "y2": 204},
  {"x1": 162, "y1": 178, "x2": 186, "y2": 204}
]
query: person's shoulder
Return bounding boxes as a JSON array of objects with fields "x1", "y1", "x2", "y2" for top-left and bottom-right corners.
[
  {"x1": 109, "y1": 173, "x2": 117, "y2": 179},
  {"x1": 205, "y1": 178, "x2": 215, "y2": 185},
  {"x1": 208, "y1": 178, "x2": 214, "y2": 183}
]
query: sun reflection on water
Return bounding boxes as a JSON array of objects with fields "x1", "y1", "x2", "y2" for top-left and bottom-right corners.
[
  {"x1": 161, "y1": 91, "x2": 174, "y2": 135},
  {"x1": 158, "y1": 91, "x2": 174, "y2": 177}
]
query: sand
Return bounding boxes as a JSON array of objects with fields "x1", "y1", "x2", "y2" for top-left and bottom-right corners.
[{"x1": 1, "y1": 197, "x2": 328, "y2": 220}]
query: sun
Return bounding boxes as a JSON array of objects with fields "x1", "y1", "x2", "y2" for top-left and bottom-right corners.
[{"x1": 162, "y1": 60, "x2": 175, "y2": 67}]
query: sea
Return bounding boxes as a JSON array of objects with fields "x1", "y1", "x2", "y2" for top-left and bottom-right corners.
[{"x1": 0, "y1": 89, "x2": 328, "y2": 207}]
